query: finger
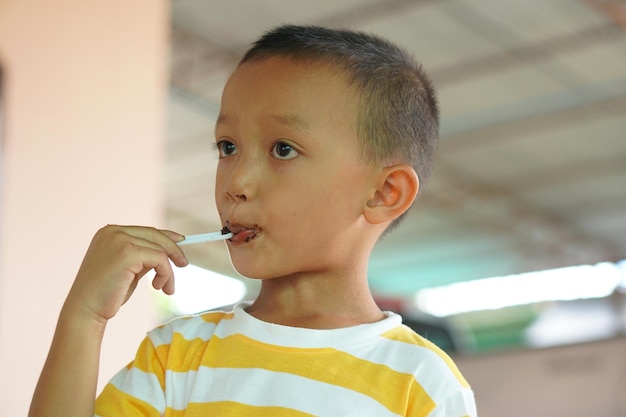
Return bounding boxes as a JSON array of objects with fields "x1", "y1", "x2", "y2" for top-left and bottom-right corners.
[
  {"x1": 124, "y1": 244, "x2": 176, "y2": 293},
  {"x1": 117, "y1": 226, "x2": 189, "y2": 268},
  {"x1": 150, "y1": 259, "x2": 176, "y2": 295},
  {"x1": 161, "y1": 274, "x2": 176, "y2": 295},
  {"x1": 158, "y1": 230, "x2": 190, "y2": 268},
  {"x1": 110, "y1": 232, "x2": 180, "y2": 296},
  {"x1": 159, "y1": 229, "x2": 185, "y2": 243}
]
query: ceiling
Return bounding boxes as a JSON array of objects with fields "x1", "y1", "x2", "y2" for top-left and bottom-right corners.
[{"x1": 164, "y1": 0, "x2": 626, "y2": 305}]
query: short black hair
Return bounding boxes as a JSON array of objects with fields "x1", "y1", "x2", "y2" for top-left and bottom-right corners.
[{"x1": 241, "y1": 25, "x2": 439, "y2": 230}]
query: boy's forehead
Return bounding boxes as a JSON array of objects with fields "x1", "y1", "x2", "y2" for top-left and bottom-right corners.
[
  {"x1": 225, "y1": 56, "x2": 352, "y2": 94},
  {"x1": 218, "y1": 56, "x2": 359, "y2": 127}
]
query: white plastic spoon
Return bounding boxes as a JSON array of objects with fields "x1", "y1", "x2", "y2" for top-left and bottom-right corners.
[{"x1": 177, "y1": 231, "x2": 233, "y2": 246}]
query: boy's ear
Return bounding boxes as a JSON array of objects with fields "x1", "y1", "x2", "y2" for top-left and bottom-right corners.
[{"x1": 364, "y1": 164, "x2": 419, "y2": 225}]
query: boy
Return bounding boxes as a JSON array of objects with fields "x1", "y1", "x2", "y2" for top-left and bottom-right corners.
[{"x1": 30, "y1": 25, "x2": 477, "y2": 416}]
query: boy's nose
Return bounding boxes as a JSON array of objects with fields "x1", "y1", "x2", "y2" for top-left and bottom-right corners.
[
  {"x1": 225, "y1": 175, "x2": 253, "y2": 203},
  {"x1": 223, "y1": 154, "x2": 259, "y2": 202}
]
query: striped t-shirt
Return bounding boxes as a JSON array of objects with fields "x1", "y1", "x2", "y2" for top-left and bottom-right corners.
[{"x1": 95, "y1": 304, "x2": 476, "y2": 416}]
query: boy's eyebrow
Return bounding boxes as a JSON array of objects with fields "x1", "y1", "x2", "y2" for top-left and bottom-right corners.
[
  {"x1": 215, "y1": 114, "x2": 309, "y2": 133},
  {"x1": 271, "y1": 114, "x2": 311, "y2": 134},
  {"x1": 215, "y1": 113, "x2": 230, "y2": 131},
  {"x1": 215, "y1": 113, "x2": 311, "y2": 134}
]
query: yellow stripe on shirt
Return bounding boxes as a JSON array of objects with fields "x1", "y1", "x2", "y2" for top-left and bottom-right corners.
[
  {"x1": 165, "y1": 401, "x2": 317, "y2": 417},
  {"x1": 96, "y1": 383, "x2": 160, "y2": 417}
]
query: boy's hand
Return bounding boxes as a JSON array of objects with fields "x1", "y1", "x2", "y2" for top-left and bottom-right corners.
[
  {"x1": 29, "y1": 224, "x2": 188, "y2": 417},
  {"x1": 65, "y1": 225, "x2": 188, "y2": 323}
]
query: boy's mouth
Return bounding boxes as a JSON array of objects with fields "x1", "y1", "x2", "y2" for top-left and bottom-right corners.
[{"x1": 223, "y1": 222, "x2": 261, "y2": 243}]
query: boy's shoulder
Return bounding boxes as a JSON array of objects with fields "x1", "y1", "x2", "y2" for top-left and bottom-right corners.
[{"x1": 382, "y1": 324, "x2": 471, "y2": 389}]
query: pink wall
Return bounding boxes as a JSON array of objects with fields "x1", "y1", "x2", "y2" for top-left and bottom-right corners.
[{"x1": 0, "y1": 0, "x2": 168, "y2": 414}]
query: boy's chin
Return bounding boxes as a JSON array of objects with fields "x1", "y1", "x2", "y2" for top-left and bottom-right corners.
[
  {"x1": 228, "y1": 259, "x2": 300, "y2": 282},
  {"x1": 227, "y1": 257, "x2": 272, "y2": 281}
]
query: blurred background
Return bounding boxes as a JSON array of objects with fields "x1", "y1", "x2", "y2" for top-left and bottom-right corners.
[{"x1": 1, "y1": 0, "x2": 625, "y2": 415}]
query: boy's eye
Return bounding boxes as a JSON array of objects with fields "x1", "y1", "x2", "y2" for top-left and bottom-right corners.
[
  {"x1": 216, "y1": 140, "x2": 237, "y2": 158},
  {"x1": 272, "y1": 142, "x2": 299, "y2": 160}
]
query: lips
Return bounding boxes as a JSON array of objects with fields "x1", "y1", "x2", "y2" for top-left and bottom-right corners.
[{"x1": 224, "y1": 222, "x2": 261, "y2": 243}]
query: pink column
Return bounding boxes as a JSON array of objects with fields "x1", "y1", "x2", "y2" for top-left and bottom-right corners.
[{"x1": 0, "y1": 0, "x2": 168, "y2": 414}]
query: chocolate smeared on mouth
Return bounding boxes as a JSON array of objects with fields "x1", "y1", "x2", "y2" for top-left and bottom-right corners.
[{"x1": 221, "y1": 226, "x2": 231, "y2": 235}]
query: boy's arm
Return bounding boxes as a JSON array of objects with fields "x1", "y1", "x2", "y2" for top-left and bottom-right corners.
[
  {"x1": 28, "y1": 225, "x2": 188, "y2": 417},
  {"x1": 28, "y1": 302, "x2": 107, "y2": 417}
]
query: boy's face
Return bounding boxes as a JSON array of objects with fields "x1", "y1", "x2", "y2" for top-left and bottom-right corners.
[{"x1": 215, "y1": 56, "x2": 379, "y2": 279}]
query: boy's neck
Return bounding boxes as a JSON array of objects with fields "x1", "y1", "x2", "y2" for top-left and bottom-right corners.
[{"x1": 246, "y1": 271, "x2": 384, "y2": 329}]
